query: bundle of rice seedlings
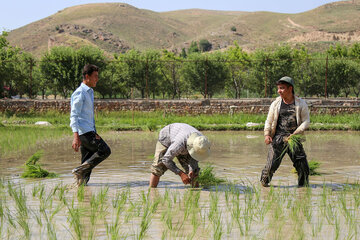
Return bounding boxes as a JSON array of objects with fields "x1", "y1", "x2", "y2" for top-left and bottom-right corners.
[
  {"x1": 22, "y1": 150, "x2": 58, "y2": 178},
  {"x1": 278, "y1": 134, "x2": 306, "y2": 160},
  {"x1": 197, "y1": 164, "x2": 226, "y2": 188},
  {"x1": 292, "y1": 160, "x2": 321, "y2": 176},
  {"x1": 286, "y1": 134, "x2": 305, "y2": 154}
]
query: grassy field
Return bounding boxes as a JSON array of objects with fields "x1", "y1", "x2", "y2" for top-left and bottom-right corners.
[{"x1": 1, "y1": 111, "x2": 360, "y2": 157}]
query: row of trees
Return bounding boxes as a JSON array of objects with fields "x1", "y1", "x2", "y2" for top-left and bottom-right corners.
[{"x1": 2, "y1": 31, "x2": 360, "y2": 99}]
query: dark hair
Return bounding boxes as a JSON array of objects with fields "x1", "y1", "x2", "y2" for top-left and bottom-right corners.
[{"x1": 82, "y1": 64, "x2": 99, "y2": 79}]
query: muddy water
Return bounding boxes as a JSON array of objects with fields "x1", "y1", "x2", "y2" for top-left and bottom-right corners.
[
  {"x1": 1, "y1": 131, "x2": 359, "y2": 239},
  {"x1": 2, "y1": 131, "x2": 359, "y2": 186}
]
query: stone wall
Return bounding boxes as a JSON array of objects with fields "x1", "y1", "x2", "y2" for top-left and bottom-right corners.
[{"x1": 1, "y1": 98, "x2": 360, "y2": 115}]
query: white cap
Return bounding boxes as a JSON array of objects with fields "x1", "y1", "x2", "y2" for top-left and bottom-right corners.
[{"x1": 187, "y1": 133, "x2": 211, "y2": 161}]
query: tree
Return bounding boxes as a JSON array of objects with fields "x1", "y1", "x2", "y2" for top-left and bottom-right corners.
[
  {"x1": 120, "y1": 49, "x2": 162, "y2": 99},
  {"x1": 199, "y1": 39, "x2": 212, "y2": 52},
  {"x1": 40, "y1": 46, "x2": 77, "y2": 99},
  {"x1": 13, "y1": 52, "x2": 39, "y2": 98},
  {"x1": 181, "y1": 52, "x2": 229, "y2": 98},
  {"x1": 39, "y1": 46, "x2": 106, "y2": 99},
  {"x1": 251, "y1": 46, "x2": 294, "y2": 97},
  {"x1": 292, "y1": 46, "x2": 312, "y2": 97},
  {"x1": 327, "y1": 58, "x2": 357, "y2": 97},
  {"x1": 188, "y1": 41, "x2": 199, "y2": 54},
  {"x1": 0, "y1": 31, "x2": 21, "y2": 98},
  {"x1": 327, "y1": 44, "x2": 348, "y2": 58},
  {"x1": 225, "y1": 42, "x2": 251, "y2": 98},
  {"x1": 159, "y1": 50, "x2": 183, "y2": 99},
  {"x1": 180, "y1": 48, "x2": 187, "y2": 59}
]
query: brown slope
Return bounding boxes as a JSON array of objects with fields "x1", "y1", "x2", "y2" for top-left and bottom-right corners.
[{"x1": 6, "y1": 1, "x2": 360, "y2": 57}]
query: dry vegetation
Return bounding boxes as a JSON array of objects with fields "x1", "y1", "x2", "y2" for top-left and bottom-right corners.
[{"x1": 6, "y1": 0, "x2": 360, "y2": 56}]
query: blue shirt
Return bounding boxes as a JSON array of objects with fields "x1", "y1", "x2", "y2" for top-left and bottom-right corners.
[{"x1": 70, "y1": 83, "x2": 96, "y2": 135}]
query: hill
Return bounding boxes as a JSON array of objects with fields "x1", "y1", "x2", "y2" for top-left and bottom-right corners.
[{"x1": 6, "y1": 1, "x2": 360, "y2": 57}]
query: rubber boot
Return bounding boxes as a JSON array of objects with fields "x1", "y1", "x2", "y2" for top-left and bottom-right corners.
[
  {"x1": 72, "y1": 162, "x2": 92, "y2": 186},
  {"x1": 149, "y1": 173, "x2": 160, "y2": 188}
]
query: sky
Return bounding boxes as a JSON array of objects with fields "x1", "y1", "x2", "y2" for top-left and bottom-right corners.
[{"x1": 1, "y1": 0, "x2": 340, "y2": 31}]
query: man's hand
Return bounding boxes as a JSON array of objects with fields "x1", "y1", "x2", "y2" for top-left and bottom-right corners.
[
  {"x1": 179, "y1": 171, "x2": 191, "y2": 184},
  {"x1": 72, "y1": 132, "x2": 81, "y2": 152},
  {"x1": 189, "y1": 171, "x2": 195, "y2": 179},
  {"x1": 283, "y1": 134, "x2": 293, "y2": 143},
  {"x1": 264, "y1": 135, "x2": 272, "y2": 145}
]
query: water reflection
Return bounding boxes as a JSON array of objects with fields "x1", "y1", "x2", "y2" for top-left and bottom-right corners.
[{"x1": 1, "y1": 131, "x2": 359, "y2": 186}]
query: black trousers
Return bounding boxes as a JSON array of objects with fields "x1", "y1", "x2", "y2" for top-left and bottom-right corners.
[
  {"x1": 260, "y1": 135, "x2": 309, "y2": 186},
  {"x1": 79, "y1": 131, "x2": 111, "y2": 183}
]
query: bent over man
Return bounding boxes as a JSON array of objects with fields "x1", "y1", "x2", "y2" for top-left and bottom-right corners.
[
  {"x1": 149, "y1": 123, "x2": 211, "y2": 188},
  {"x1": 260, "y1": 76, "x2": 310, "y2": 187},
  {"x1": 70, "y1": 64, "x2": 111, "y2": 186}
]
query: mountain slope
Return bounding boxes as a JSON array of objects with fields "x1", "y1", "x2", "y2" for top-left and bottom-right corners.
[{"x1": 6, "y1": 1, "x2": 360, "y2": 57}]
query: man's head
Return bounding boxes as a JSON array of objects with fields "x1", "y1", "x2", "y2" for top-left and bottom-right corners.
[
  {"x1": 276, "y1": 76, "x2": 294, "y2": 98},
  {"x1": 187, "y1": 133, "x2": 211, "y2": 161},
  {"x1": 82, "y1": 64, "x2": 99, "y2": 88}
]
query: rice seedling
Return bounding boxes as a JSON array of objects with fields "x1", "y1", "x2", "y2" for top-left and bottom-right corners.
[
  {"x1": 278, "y1": 134, "x2": 305, "y2": 162},
  {"x1": 292, "y1": 160, "x2": 322, "y2": 176},
  {"x1": 66, "y1": 199, "x2": 84, "y2": 240},
  {"x1": 0, "y1": 173, "x2": 359, "y2": 239},
  {"x1": 107, "y1": 188, "x2": 130, "y2": 240},
  {"x1": 311, "y1": 215, "x2": 324, "y2": 238},
  {"x1": 77, "y1": 184, "x2": 85, "y2": 202},
  {"x1": 21, "y1": 150, "x2": 58, "y2": 178},
  {"x1": 197, "y1": 164, "x2": 227, "y2": 188},
  {"x1": 0, "y1": 197, "x2": 4, "y2": 238},
  {"x1": 137, "y1": 191, "x2": 160, "y2": 240},
  {"x1": 7, "y1": 183, "x2": 31, "y2": 239}
]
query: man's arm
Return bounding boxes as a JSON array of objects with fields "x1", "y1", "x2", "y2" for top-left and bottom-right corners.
[
  {"x1": 264, "y1": 101, "x2": 276, "y2": 137},
  {"x1": 293, "y1": 103, "x2": 310, "y2": 135},
  {"x1": 72, "y1": 132, "x2": 81, "y2": 152},
  {"x1": 264, "y1": 101, "x2": 276, "y2": 144},
  {"x1": 70, "y1": 91, "x2": 83, "y2": 152},
  {"x1": 161, "y1": 144, "x2": 191, "y2": 184}
]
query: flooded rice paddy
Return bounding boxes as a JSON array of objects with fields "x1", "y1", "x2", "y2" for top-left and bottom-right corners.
[{"x1": 0, "y1": 131, "x2": 359, "y2": 239}]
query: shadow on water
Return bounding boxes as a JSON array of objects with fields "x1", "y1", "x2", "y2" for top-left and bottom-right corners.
[
  {"x1": 201, "y1": 183, "x2": 252, "y2": 193},
  {"x1": 270, "y1": 182, "x2": 360, "y2": 191},
  {"x1": 87, "y1": 180, "x2": 252, "y2": 193}
]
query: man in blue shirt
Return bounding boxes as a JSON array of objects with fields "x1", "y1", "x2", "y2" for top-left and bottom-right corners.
[{"x1": 70, "y1": 64, "x2": 111, "y2": 186}]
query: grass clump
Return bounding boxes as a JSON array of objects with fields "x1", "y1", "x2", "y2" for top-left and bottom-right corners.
[
  {"x1": 197, "y1": 164, "x2": 226, "y2": 188},
  {"x1": 308, "y1": 160, "x2": 321, "y2": 175},
  {"x1": 22, "y1": 151, "x2": 58, "y2": 178},
  {"x1": 292, "y1": 160, "x2": 321, "y2": 176}
]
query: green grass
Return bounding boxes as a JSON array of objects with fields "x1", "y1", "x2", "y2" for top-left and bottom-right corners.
[
  {"x1": 1, "y1": 111, "x2": 360, "y2": 157},
  {"x1": 0, "y1": 125, "x2": 70, "y2": 157}
]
